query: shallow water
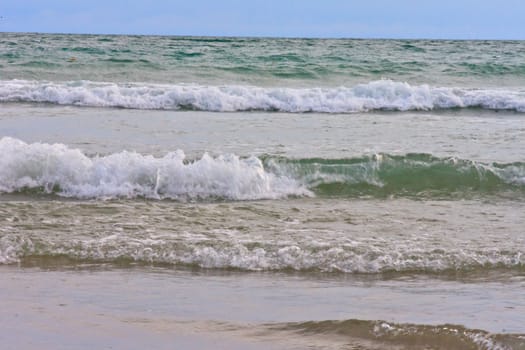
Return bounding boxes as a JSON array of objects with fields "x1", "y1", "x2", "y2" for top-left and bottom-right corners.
[
  {"x1": 2, "y1": 197, "x2": 524, "y2": 274},
  {"x1": 2, "y1": 266, "x2": 524, "y2": 350}
]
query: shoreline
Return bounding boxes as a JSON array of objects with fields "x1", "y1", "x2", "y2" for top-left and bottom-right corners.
[{"x1": 2, "y1": 265, "x2": 523, "y2": 349}]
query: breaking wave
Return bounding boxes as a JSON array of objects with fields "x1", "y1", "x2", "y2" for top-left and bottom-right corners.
[
  {"x1": 0, "y1": 138, "x2": 524, "y2": 200},
  {"x1": 2, "y1": 79, "x2": 525, "y2": 112},
  {"x1": 0, "y1": 137, "x2": 308, "y2": 201}
]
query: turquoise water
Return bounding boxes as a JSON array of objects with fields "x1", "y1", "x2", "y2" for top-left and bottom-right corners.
[
  {"x1": 3, "y1": 33, "x2": 525, "y2": 87},
  {"x1": 1, "y1": 33, "x2": 525, "y2": 349}
]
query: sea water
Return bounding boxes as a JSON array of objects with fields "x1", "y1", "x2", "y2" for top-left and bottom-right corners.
[{"x1": 1, "y1": 33, "x2": 524, "y2": 349}]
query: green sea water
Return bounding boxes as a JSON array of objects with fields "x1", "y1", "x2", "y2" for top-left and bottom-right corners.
[{"x1": 2, "y1": 33, "x2": 525, "y2": 88}]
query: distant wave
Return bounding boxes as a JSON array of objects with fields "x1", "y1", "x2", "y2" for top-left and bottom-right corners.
[
  {"x1": 0, "y1": 138, "x2": 524, "y2": 201},
  {"x1": 1, "y1": 79, "x2": 525, "y2": 112}
]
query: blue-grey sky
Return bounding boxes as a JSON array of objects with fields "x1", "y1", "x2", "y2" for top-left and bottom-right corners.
[{"x1": 2, "y1": 0, "x2": 524, "y2": 39}]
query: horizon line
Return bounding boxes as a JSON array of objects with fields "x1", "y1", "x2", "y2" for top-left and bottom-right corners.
[{"x1": 2, "y1": 30, "x2": 524, "y2": 42}]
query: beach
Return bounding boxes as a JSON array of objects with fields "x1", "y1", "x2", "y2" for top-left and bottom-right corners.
[{"x1": 1, "y1": 33, "x2": 524, "y2": 349}]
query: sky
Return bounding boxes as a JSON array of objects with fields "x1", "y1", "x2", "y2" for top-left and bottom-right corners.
[{"x1": 1, "y1": 0, "x2": 524, "y2": 39}]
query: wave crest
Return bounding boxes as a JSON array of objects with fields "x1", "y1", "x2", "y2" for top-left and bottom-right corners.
[
  {"x1": 1, "y1": 79, "x2": 525, "y2": 112},
  {"x1": 265, "y1": 154, "x2": 525, "y2": 198},
  {"x1": 0, "y1": 138, "x2": 524, "y2": 200},
  {"x1": 0, "y1": 137, "x2": 308, "y2": 200}
]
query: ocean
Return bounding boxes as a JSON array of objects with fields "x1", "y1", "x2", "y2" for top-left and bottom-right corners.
[{"x1": 0, "y1": 32, "x2": 524, "y2": 349}]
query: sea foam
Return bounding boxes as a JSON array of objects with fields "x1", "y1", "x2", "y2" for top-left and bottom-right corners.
[
  {"x1": 1, "y1": 79, "x2": 525, "y2": 112},
  {"x1": 0, "y1": 137, "x2": 308, "y2": 200},
  {"x1": 1, "y1": 229, "x2": 524, "y2": 273}
]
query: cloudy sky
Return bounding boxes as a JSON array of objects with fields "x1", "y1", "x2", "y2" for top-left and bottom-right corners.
[{"x1": 2, "y1": 0, "x2": 524, "y2": 39}]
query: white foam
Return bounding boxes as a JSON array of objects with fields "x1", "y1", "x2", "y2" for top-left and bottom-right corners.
[
  {"x1": 1, "y1": 79, "x2": 525, "y2": 112},
  {"x1": 373, "y1": 322, "x2": 511, "y2": 350},
  {"x1": 0, "y1": 137, "x2": 309, "y2": 200},
  {"x1": 2, "y1": 232, "x2": 524, "y2": 273}
]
